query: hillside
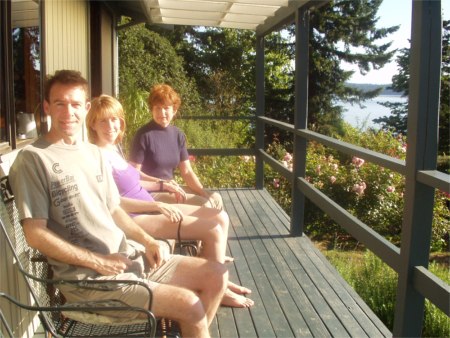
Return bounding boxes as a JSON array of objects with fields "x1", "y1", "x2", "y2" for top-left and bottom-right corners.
[{"x1": 346, "y1": 83, "x2": 402, "y2": 96}]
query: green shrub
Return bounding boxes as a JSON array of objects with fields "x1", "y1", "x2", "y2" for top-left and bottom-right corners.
[
  {"x1": 325, "y1": 250, "x2": 450, "y2": 337},
  {"x1": 181, "y1": 155, "x2": 255, "y2": 189},
  {"x1": 264, "y1": 124, "x2": 449, "y2": 252}
]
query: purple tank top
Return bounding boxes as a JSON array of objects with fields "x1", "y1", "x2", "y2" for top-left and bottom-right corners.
[{"x1": 111, "y1": 163, "x2": 155, "y2": 203}]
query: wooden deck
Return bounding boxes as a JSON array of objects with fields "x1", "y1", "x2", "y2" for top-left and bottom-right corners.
[{"x1": 211, "y1": 188, "x2": 391, "y2": 338}]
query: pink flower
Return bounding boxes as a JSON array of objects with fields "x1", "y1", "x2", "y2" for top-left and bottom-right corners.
[
  {"x1": 242, "y1": 155, "x2": 251, "y2": 162},
  {"x1": 281, "y1": 160, "x2": 288, "y2": 168},
  {"x1": 284, "y1": 152, "x2": 293, "y2": 162},
  {"x1": 352, "y1": 182, "x2": 366, "y2": 196},
  {"x1": 352, "y1": 156, "x2": 365, "y2": 168},
  {"x1": 315, "y1": 165, "x2": 321, "y2": 174},
  {"x1": 330, "y1": 176, "x2": 336, "y2": 184},
  {"x1": 331, "y1": 163, "x2": 338, "y2": 171},
  {"x1": 273, "y1": 178, "x2": 280, "y2": 188},
  {"x1": 401, "y1": 144, "x2": 407, "y2": 152},
  {"x1": 188, "y1": 155, "x2": 196, "y2": 162},
  {"x1": 386, "y1": 186, "x2": 395, "y2": 193}
]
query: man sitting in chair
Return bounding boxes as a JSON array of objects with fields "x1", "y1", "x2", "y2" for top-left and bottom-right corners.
[{"x1": 9, "y1": 69, "x2": 227, "y2": 338}]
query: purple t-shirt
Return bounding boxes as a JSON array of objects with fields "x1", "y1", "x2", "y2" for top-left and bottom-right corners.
[{"x1": 129, "y1": 120, "x2": 189, "y2": 180}]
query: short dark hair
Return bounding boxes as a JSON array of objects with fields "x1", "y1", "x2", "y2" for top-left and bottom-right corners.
[{"x1": 44, "y1": 70, "x2": 89, "y2": 102}]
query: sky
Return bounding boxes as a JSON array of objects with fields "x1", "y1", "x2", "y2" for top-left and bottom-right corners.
[{"x1": 343, "y1": 0, "x2": 449, "y2": 84}]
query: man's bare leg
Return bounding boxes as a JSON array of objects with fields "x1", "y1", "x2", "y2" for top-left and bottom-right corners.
[
  {"x1": 161, "y1": 256, "x2": 227, "y2": 326},
  {"x1": 151, "y1": 283, "x2": 211, "y2": 337}
]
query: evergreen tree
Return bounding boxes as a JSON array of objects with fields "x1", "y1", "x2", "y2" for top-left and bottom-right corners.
[
  {"x1": 301, "y1": 0, "x2": 398, "y2": 136},
  {"x1": 153, "y1": 26, "x2": 257, "y2": 118},
  {"x1": 154, "y1": 0, "x2": 398, "y2": 145},
  {"x1": 374, "y1": 20, "x2": 449, "y2": 156}
]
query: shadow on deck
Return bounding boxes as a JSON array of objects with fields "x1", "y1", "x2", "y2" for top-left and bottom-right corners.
[{"x1": 212, "y1": 188, "x2": 391, "y2": 338}]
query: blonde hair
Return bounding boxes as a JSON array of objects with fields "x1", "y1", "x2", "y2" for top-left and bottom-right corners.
[
  {"x1": 86, "y1": 94, "x2": 126, "y2": 145},
  {"x1": 148, "y1": 84, "x2": 181, "y2": 111}
]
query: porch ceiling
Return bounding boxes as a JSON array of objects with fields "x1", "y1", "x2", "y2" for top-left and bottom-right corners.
[{"x1": 106, "y1": 0, "x2": 328, "y2": 35}]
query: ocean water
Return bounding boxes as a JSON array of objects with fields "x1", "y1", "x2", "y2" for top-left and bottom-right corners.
[{"x1": 340, "y1": 95, "x2": 407, "y2": 129}]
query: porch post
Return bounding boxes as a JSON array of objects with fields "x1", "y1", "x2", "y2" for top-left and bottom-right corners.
[
  {"x1": 255, "y1": 34, "x2": 265, "y2": 189},
  {"x1": 393, "y1": 1, "x2": 442, "y2": 336},
  {"x1": 290, "y1": 6, "x2": 309, "y2": 236}
]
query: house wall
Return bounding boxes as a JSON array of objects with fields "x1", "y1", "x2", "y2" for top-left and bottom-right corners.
[{"x1": 44, "y1": 0, "x2": 89, "y2": 77}]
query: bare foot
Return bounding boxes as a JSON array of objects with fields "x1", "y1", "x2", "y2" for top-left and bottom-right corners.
[
  {"x1": 221, "y1": 289, "x2": 254, "y2": 308},
  {"x1": 228, "y1": 280, "x2": 251, "y2": 294},
  {"x1": 225, "y1": 255, "x2": 234, "y2": 263}
]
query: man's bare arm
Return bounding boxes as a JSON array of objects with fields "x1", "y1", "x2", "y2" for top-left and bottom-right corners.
[
  {"x1": 22, "y1": 218, "x2": 131, "y2": 275},
  {"x1": 110, "y1": 206, "x2": 165, "y2": 269}
]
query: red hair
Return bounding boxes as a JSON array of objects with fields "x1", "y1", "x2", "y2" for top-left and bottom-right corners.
[{"x1": 148, "y1": 84, "x2": 181, "y2": 111}]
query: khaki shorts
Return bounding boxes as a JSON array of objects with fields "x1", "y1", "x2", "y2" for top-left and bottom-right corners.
[{"x1": 60, "y1": 255, "x2": 183, "y2": 318}]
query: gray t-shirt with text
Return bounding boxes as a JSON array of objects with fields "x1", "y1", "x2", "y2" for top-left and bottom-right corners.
[{"x1": 9, "y1": 138, "x2": 130, "y2": 280}]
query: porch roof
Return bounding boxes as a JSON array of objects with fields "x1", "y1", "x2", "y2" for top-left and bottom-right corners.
[{"x1": 105, "y1": 0, "x2": 328, "y2": 35}]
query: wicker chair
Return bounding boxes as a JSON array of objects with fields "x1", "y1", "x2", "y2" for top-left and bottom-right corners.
[{"x1": 0, "y1": 175, "x2": 179, "y2": 337}]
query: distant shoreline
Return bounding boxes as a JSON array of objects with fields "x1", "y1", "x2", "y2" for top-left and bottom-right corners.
[{"x1": 346, "y1": 82, "x2": 402, "y2": 96}]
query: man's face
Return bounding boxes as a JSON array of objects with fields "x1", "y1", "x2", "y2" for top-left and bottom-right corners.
[{"x1": 44, "y1": 83, "x2": 90, "y2": 144}]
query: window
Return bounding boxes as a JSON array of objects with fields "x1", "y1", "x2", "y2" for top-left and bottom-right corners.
[{"x1": 1, "y1": 0, "x2": 41, "y2": 152}]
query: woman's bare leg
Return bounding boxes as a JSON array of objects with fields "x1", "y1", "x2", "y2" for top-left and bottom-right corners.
[
  {"x1": 134, "y1": 209, "x2": 253, "y2": 307},
  {"x1": 134, "y1": 213, "x2": 225, "y2": 262}
]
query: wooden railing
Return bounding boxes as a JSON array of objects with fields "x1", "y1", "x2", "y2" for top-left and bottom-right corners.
[{"x1": 189, "y1": 2, "x2": 449, "y2": 337}]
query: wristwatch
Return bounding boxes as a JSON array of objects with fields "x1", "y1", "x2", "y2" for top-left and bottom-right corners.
[{"x1": 158, "y1": 180, "x2": 165, "y2": 191}]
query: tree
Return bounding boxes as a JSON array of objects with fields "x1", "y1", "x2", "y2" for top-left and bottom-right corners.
[
  {"x1": 152, "y1": 26, "x2": 257, "y2": 118},
  {"x1": 374, "y1": 20, "x2": 450, "y2": 157},
  {"x1": 118, "y1": 21, "x2": 201, "y2": 116},
  {"x1": 300, "y1": 0, "x2": 398, "y2": 136},
  {"x1": 372, "y1": 47, "x2": 409, "y2": 134},
  {"x1": 153, "y1": 0, "x2": 398, "y2": 146}
]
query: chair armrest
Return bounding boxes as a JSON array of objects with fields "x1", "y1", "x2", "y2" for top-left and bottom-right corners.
[
  {"x1": 0, "y1": 291, "x2": 156, "y2": 327},
  {"x1": 21, "y1": 272, "x2": 154, "y2": 311}
]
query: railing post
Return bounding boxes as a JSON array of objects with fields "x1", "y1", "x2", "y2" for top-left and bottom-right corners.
[
  {"x1": 290, "y1": 6, "x2": 309, "y2": 236},
  {"x1": 255, "y1": 34, "x2": 265, "y2": 189},
  {"x1": 393, "y1": 1, "x2": 442, "y2": 336}
]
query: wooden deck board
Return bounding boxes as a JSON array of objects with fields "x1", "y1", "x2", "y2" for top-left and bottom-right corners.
[{"x1": 214, "y1": 188, "x2": 391, "y2": 338}]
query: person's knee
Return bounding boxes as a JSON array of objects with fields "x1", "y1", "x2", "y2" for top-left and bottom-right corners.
[
  {"x1": 208, "y1": 222, "x2": 225, "y2": 243},
  {"x1": 178, "y1": 290, "x2": 208, "y2": 325},
  {"x1": 217, "y1": 210, "x2": 229, "y2": 232}
]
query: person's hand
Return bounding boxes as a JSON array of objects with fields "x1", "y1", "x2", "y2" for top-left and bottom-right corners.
[
  {"x1": 143, "y1": 240, "x2": 168, "y2": 270},
  {"x1": 162, "y1": 180, "x2": 187, "y2": 203},
  {"x1": 91, "y1": 252, "x2": 132, "y2": 276},
  {"x1": 157, "y1": 202, "x2": 184, "y2": 222}
]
